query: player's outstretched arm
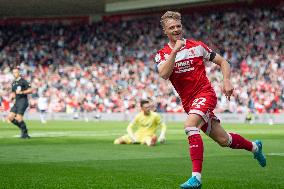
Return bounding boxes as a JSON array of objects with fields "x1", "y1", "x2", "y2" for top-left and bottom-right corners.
[
  {"x1": 158, "y1": 122, "x2": 167, "y2": 143},
  {"x1": 126, "y1": 122, "x2": 136, "y2": 143},
  {"x1": 158, "y1": 40, "x2": 185, "y2": 80},
  {"x1": 156, "y1": 114, "x2": 167, "y2": 143},
  {"x1": 212, "y1": 53, "x2": 234, "y2": 101}
]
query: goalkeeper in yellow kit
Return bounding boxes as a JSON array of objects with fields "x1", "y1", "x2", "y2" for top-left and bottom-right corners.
[{"x1": 114, "y1": 99, "x2": 167, "y2": 146}]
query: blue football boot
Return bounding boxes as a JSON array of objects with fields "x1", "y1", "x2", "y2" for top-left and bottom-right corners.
[
  {"x1": 180, "y1": 176, "x2": 201, "y2": 189},
  {"x1": 253, "y1": 140, "x2": 266, "y2": 167}
]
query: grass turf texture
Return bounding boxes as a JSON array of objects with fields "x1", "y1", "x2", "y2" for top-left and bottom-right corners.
[{"x1": 0, "y1": 121, "x2": 283, "y2": 189}]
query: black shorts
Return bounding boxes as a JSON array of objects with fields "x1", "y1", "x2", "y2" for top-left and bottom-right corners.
[{"x1": 10, "y1": 100, "x2": 29, "y2": 115}]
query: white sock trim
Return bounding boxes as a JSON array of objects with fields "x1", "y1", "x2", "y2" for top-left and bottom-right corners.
[
  {"x1": 227, "y1": 133, "x2": 232, "y2": 147},
  {"x1": 252, "y1": 142, "x2": 258, "y2": 153},
  {"x1": 192, "y1": 172, "x2": 202, "y2": 182},
  {"x1": 185, "y1": 127, "x2": 200, "y2": 136}
]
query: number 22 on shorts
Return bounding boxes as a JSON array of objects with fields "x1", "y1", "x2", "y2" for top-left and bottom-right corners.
[{"x1": 192, "y1": 97, "x2": 206, "y2": 108}]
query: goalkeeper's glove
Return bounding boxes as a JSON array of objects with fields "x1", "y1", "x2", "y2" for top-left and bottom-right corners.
[
  {"x1": 130, "y1": 136, "x2": 138, "y2": 144},
  {"x1": 158, "y1": 136, "x2": 166, "y2": 144}
]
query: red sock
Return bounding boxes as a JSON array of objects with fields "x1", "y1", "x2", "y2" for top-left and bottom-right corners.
[
  {"x1": 188, "y1": 134, "x2": 204, "y2": 173},
  {"x1": 229, "y1": 133, "x2": 253, "y2": 151}
]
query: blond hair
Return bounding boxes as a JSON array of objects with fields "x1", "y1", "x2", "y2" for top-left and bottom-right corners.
[{"x1": 160, "y1": 11, "x2": 181, "y2": 29}]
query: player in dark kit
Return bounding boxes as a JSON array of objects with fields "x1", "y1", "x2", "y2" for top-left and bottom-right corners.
[{"x1": 6, "y1": 67, "x2": 32, "y2": 139}]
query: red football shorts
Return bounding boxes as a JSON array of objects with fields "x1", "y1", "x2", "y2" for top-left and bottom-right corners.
[{"x1": 185, "y1": 90, "x2": 220, "y2": 135}]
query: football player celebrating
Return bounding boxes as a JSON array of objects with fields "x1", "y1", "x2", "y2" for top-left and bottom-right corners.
[{"x1": 155, "y1": 11, "x2": 266, "y2": 188}]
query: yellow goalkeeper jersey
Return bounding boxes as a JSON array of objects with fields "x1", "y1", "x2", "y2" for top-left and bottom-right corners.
[{"x1": 128, "y1": 111, "x2": 166, "y2": 138}]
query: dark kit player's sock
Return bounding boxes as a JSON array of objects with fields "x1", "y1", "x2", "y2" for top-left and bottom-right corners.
[
  {"x1": 18, "y1": 121, "x2": 29, "y2": 135},
  {"x1": 11, "y1": 119, "x2": 21, "y2": 128}
]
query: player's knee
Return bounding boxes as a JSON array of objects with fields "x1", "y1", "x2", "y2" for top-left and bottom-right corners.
[
  {"x1": 184, "y1": 114, "x2": 205, "y2": 129},
  {"x1": 15, "y1": 118, "x2": 23, "y2": 122},
  {"x1": 145, "y1": 136, "x2": 157, "y2": 146},
  {"x1": 7, "y1": 116, "x2": 13, "y2": 122},
  {"x1": 6, "y1": 113, "x2": 14, "y2": 121},
  {"x1": 15, "y1": 116, "x2": 23, "y2": 122}
]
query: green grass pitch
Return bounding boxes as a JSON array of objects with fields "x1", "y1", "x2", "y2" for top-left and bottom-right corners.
[{"x1": 0, "y1": 120, "x2": 283, "y2": 189}]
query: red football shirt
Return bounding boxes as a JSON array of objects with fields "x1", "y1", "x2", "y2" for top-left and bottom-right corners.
[{"x1": 155, "y1": 39, "x2": 216, "y2": 111}]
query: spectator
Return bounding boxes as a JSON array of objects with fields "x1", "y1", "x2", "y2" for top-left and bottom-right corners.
[{"x1": 0, "y1": 6, "x2": 283, "y2": 114}]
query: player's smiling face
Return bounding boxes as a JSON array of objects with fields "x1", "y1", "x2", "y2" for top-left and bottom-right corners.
[{"x1": 164, "y1": 19, "x2": 183, "y2": 42}]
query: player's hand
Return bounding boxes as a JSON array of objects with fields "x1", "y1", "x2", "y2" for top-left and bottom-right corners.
[
  {"x1": 222, "y1": 79, "x2": 234, "y2": 101},
  {"x1": 172, "y1": 39, "x2": 185, "y2": 53},
  {"x1": 16, "y1": 90, "x2": 22, "y2": 95},
  {"x1": 158, "y1": 137, "x2": 166, "y2": 144},
  {"x1": 131, "y1": 136, "x2": 138, "y2": 144}
]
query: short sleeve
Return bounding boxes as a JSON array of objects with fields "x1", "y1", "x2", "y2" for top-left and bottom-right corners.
[
  {"x1": 23, "y1": 80, "x2": 31, "y2": 90},
  {"x1": 199, "y1": 41, "x2": 213, "y2": 61},
  {"x1": 154, "y1": 51, "x2": 167, "y2": 68}
]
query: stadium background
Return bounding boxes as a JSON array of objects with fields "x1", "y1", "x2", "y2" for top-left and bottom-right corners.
[
  {"x1": 0, "y1": 0, "x2": 283, "y2": 122},
  {"x1": 0, "y1": 0, "x2": 283, "y2": 188}
]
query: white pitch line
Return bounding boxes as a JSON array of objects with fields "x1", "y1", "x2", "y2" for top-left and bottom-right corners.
[
  {"x1": 168, "y1": 129, "x2": 284, "y2": 135},
  {"x1": 0, "y1": 131, "x2": 123, "y2": 138},
  {"x1": 30, "y1": 132, "x2": 122, "y2": 137},
  {"x1": 267, "y1": 153, "x2": 284, "y2": 156}
]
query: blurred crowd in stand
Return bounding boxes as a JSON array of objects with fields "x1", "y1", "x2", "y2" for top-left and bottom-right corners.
[{"x1": 0, "y1": 6, "x2": 283, "y2": 114}]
